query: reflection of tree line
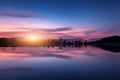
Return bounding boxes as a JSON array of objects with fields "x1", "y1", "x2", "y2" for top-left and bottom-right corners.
[{"x1": 0, "y1": 35, "x2": 119, "y2": 53}]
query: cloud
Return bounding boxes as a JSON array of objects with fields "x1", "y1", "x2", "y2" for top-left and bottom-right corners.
[
  {"x1": 0, "y1": 27, "x2": 72, "y2": 32},
  {"x1": 101, "y1": 26, "x2": 120, "y2": 34},
  {"x1": 0, "y1": 27, "x2": 72, "y2": 38},
  {"x1": 36, "y1": 27, "x2": 72, "y2": 32},
  {"x1": 52, "y1": 27, "x2": 72, "y2": 32},
  {"x1": 84, "y1": 30, "x2": 98, "y2": 35},
  {"x1": 82, "y1": 27, "x2": 120, "y2": 39},
  {"x1": 84, "y1": 26, "x2": 120, "y2": 36},
  {"x1": 0, "y1": 13, "x2": 44, "y2": 18}
]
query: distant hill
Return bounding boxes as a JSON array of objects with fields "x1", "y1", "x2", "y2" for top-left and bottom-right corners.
[
  {"x1": 87, "y1": 35, "x2": 120, "y2": 53},
  {"x1": 90, "y1": 35, "x2": 120, "y2": 44}
]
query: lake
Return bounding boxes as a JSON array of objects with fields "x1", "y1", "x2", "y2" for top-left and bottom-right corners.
[{"x1": 0, "y1": 46, "x2": 119, "y2": 80}]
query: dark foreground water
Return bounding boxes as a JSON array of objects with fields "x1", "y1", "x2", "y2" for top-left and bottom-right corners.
[{"x1": 0, "y1": 46, "x2": 120, "y2": 80}]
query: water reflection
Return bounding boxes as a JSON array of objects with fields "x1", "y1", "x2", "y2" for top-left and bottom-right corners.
[
  {"x1": 92, "y1": 45, "x2": 120, "y2": 53},
  {"x1": 0, "y1": 44, "x2": 119, "y2": 53},
  {"x1": 0, "y1": 46, "x2": 119, "y2": 80}
]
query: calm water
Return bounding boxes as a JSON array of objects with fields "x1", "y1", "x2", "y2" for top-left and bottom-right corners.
[{"x1": 0, "y1": 46, "x2": 120, "y2": 80}]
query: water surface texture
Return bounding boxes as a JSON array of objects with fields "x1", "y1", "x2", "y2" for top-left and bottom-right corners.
[{"x1": 0, "y1": 47, "x2": 120, "y2": 80}]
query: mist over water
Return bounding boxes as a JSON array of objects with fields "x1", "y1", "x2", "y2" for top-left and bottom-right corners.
[{"x1": 0, "y1": 46, "x2": 119, "y2": 80}]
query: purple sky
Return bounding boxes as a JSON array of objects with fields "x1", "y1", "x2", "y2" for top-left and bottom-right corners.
[{"x1": 0, "y1": 0, "x2": 120, "y2": 39}]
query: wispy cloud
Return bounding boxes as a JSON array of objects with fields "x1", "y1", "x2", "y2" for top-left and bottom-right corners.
[
  {"x1": 0, "y1": 27, "x2": 72, "y2": 32},
  {"x1": 0, "y1": 27, "x2": 73, "y2": 38},
  {"x1": 102, "y1": 26, "x2": 120, "y2": 34},
  {"x1": 82, "y1": 27, "x2": 120, "y2": 39},
  {"x1": 84, "y1": 30, "x2": 98, "y2": 35},
  {"x1": 0, "y1": 13, "x2": 44, "y2": 18},
  {"x1": 35, "y1": 27, "x2": 72, "y2": 32}
]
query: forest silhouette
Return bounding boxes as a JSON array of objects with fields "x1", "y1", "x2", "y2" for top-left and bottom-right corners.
[{"x1": 0, "y1": 35, "x2": 119, "y2": 53}]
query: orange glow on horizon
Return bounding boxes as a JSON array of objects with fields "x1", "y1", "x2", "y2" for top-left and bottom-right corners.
[
  {"x1": 27, "y1": 35, "x2": 39, "y2": 41},
  {"x1": 23, "y1": 34, "x2": 45, "y2": 42}
]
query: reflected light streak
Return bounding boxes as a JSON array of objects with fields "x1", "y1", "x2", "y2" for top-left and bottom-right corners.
[{"x1": 0, "y1": 53, "x2": 30, "y2": 57}]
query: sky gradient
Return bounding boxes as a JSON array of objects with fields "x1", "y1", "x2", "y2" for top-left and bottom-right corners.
[{"x1": 0, "y1": 0, "x2": 120, "y2": 39}]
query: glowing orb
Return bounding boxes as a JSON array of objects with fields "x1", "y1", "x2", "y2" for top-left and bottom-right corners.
[{"x1": 27, "y1": 35, "x2": 39, "y2": 41}]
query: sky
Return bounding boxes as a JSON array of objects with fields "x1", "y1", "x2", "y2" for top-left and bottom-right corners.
[{"x1": 0, "y1": 0, "x2": 120, "y2": 39}]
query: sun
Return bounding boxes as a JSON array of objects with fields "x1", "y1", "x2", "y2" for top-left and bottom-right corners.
[
  {"x1": 23, "y1": 34, "x2": 44, "y2": 42},
  {"x1": 27, "y1": 35, "x2": 39, "y2": 41},
  {"x1": 29, "y1": 36, "x2": 38, "y2": 40}
]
